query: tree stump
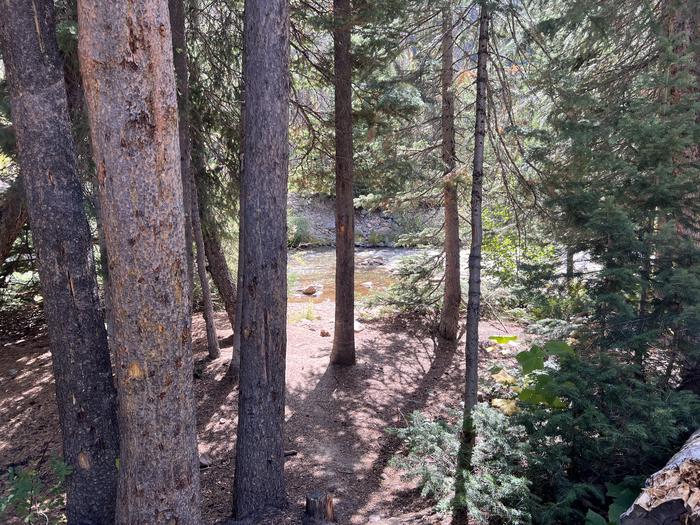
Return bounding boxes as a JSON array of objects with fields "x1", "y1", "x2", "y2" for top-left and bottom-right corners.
[
  {"x1": 621, "y1": 429, "x2": 700, "y2": 524},
  {"x1": 303, "y1": 491, "x2": 335, "y2": 524}
]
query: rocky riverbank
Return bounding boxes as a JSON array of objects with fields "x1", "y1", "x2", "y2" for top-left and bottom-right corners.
[{"x1": 288, "y1": 193, "x2": 441, "y2": 248}]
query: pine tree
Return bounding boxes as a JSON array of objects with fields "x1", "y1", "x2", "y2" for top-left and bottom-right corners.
[
  {"x1": 77, "y1": 1, "x2": 201, "y2": 522},
  {"x1": 232, "y1": 0, "x2": 290, "y2": 518},
  {"x1": 0, "y1": 1, "x2": 119, "y2": 521}
]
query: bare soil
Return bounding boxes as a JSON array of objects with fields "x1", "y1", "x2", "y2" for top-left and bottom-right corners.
[{"x1": 0, "y1": 302, "x2": 525, "y2": 524}]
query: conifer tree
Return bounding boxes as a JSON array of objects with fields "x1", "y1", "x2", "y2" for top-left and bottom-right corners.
[{"x1": 0, "y1": 1, "x2": 119, "y2": 521}]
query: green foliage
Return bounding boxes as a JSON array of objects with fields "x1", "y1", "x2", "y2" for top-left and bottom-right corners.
[
  {"x1": 370, "y1": 253, "x2": 441, "y2": 321},
  {"x1": 390, "y1": 404, "x2": 532, "y2": 524},
  {"x1": 0, "y1": 457, "x2": 72, "y2": 524},
  {"x1": 510, "y1": 342, "x2": 700, "y2": 524},
  {"x1": 287, "y1": 213, "x2": 314, "y2": 248}
]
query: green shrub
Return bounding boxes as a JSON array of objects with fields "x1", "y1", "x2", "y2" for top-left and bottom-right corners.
[
  {"x1": 0, "y1": 457, "x2": 72, "y2": 524},
  {"x1": 510, "y1": 342, "x2": 700, "y2": 524},
  {"x1": 390, "y1": 404, "x2": 532, "y2": 524},
  {"x1": 288, "y1": 213, "x2": 313, "y2": 247}
]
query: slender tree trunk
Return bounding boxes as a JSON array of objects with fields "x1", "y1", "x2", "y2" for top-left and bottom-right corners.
[
  {"x1": 0, "y1": 2, "x2": 120, "y2": 523},
  {"x1": 331, "y1": 0, "x2": 356, "y2": 365},
  {"x1": 168, "y1": 0, "x2": 219, "y2": 358},
  {"x1": 169, "y1": 0, "x2": 195, "y2": 299},
  {"x1": 77, "y1": 2, "x2": 201, "y2": 523},
  {"x1": 192, "y1": 181, "x2": 221, "y2": 358},
  {"x1": 232, "y1": 0, "x2": 289, "y2": 519},
  {"x1": 0, "y1": 176, "x2": 28, "y2": 267},
  {"x1": 438, "y1": 3, "x2": 460, "y2": 342},
  {"x1": 565, "y1": 247, "x2": 575, "y2": 282},
  {"x1": 453, "y1": 5, "x2": 489, "y2": 522},
  {"x1": 202, "y1": 215, "x2": 237, "y2": 332}
]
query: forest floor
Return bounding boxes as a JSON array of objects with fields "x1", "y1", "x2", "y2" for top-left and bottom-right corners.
[{"x1": 0, "y1": 301, "x2": 526, "y2": 524}]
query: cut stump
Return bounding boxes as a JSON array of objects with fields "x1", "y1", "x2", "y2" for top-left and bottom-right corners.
[{"x1": 303, "y1": 491, "x2": 335, "y2": 524}]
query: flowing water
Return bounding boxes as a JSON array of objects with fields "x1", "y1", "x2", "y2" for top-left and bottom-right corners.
[{"x1": 287, "y1": 247, "x2": 426, "y2": 304}]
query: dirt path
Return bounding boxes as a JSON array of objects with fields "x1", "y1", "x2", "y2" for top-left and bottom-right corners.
[{"x1": 0, "y1": 303, "x2": 525, "y2": 524}]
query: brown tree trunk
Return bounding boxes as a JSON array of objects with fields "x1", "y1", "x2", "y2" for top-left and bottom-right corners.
[
  {"x1": 169, "y1": 0, "x2": 195, "y2": 299},
  {"x1": 438, "y1": 3, "x2": 461, "y2": 342},
  {"x1": 232, "y1": 0, "x2": 289, "y2": 519},
  {"x1": 668, "y1": 0, "x2": 700, "y2": 395},
  {"x1": 0, "y1": 2, "x2": 120, "y2": 522},
  {"x1": 331, "y1": 0, "x2": 356, "y2": 366},
  {"x1": 192, "y1": 180, "x2": 221, "y2": 359},
  {"x1": 453, "y1": 4, "x2": 489, "y2": 522},
  {"x1": 77, "y1": 1, "x2": 201, "y2": 523},
  {"x1": 202, "y1": 214, "x2": 237, "y2": 333},
  {"x1": 0, "y1": 175, "x2": 28, "y2": 267},
  {"x1": 168, "y1": 0, "x2": 219, "y2": 359}
]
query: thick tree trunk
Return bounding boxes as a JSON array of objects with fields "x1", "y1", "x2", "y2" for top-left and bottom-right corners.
[
  {"x1": 453, "y1": 5, "x2": 489, "y2": 522},
  {"x1": 192, "y1": 180, "x2": 221, "y2": 359},
  {"x1": 169, "y1": 0, "x2": 195, "y2": 299},
  {"x1": 331, "y1": 0, "x2": 356, "y2": 366},
  {"x1": 232, "y1": 0, "x2": 289, "y2": 519},
  {"x1": 0, "y1": 2, "x2": 120, "y2": 523},
  {"x1": 0, "y1": 176, "x2": 28, "y2": 267},
  {"x1": 438, "y1": 3, "x2": 460, "y2": 342},
  {"x1": 77, "y1": 1, "x2": 201, "y2": 523},
  {"x1": 621, "y1": 430, "x2": 700, "y2": 525}
]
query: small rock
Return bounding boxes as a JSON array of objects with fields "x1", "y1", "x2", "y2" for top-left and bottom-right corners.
[
  {"x1": 354, "y1": 321, "x2": 365, "y2": 333},
  {"x1": 320, "y1": 329, "x2": 331, "y2": 337},
  {"x1": 199, "y1": 453, "x2": 213, "y2": 468},
  {"x1": 8, "y1": 368, "x2": 18, "y2": 378},
  {"x1": 302, "y1": 286, "x2": 318, "y2": 296},
  {"x1": 360, "y1": 281, "x2": 373, "y2": 288}
]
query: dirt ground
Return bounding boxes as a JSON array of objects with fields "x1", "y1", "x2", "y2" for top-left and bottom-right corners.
[{"x1": 0, "y1": 302, "x2": 525, "y2": 524}]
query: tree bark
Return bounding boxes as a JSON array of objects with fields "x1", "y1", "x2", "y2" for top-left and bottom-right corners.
[
  {"x1": 668, "y1": 0, "x2": 700, "y2": 395},
  {"x1": 331, "y1": 0, "x2": 356, "y2": 366},
  {"x1": 202, "y1": 213, "x2": 237, "y2": 334},
  {"x1": 168, "y1": 0, "x2": 219, "y2": 359},
  {"x1": 621, "y1": 430, "x2": 700, "y2": 525},
  {"x1": 453, "y1": 4, "x2": 488, "y2": 522},
  {"x1": 0, "y1": 2, "x2": 120, "y2": 523},
  {"x1": 0, "y1": 175, "x2": 28, "y2": 268},
  {"x1": 169, "y1": 0, "x2": 195, "y2": 300},
  {"x1": 438, "y1": 3, "x2": 461, "y2": 342},
  {"x1": 192, "y1": 180, "x2": 221, "y2": 359},
  {"x1": 232, "y1": 0, "x2": 289, "y2": 519},
  {"x1": 77, "y1": 1, "x2": 201, "y2": 523}
]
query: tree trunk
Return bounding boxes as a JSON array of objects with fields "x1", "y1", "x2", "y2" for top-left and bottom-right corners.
[
  {"x1": 668, "y1": 0, "x2": 700, "y2": 395},
  {"x1": 0, "y1": 175, "x2": 28, "y2": 267},
  {"x1": 453, "y1": 4, "x2": 489, "y2": 522},
  {"x1": 232, "y1": 0, "x2": 289, "y2": 519},
  {"x1": 202, "y1": 214, "x2": 237, "y2": 333},
  {"x1": 621, "y1": 430, "x2": 700, "y2": 525},
  {"x1": 77, "y1": 1, "x2": 201, "y2": 523},
  {"x1": 168, "y1": 0, "x2": 219, "y2": 359},
  {"x1": 331, "y1": 0, "x2": 356, "y2": 366},
  {"x1": 192, "y1": 180, "x2": 221, "y2": 359},
  {"x1": 0, "y1": 2, "x2": 120, "y2": 523},
  {"x1": 169, "y1": 0, "x2": 195, "y2": 300},
  {"x1": 438, "y1": 3, "x2": 460, "y2": 342}
]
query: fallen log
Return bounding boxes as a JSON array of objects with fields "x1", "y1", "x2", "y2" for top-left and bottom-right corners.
[{"x1": 621, "y1": 429, "x2": 700, "y2": 525}]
